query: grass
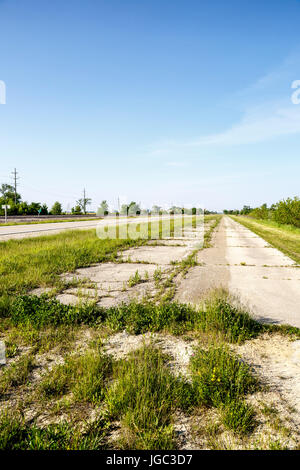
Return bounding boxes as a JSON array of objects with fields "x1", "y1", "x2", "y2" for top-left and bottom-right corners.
[
  {"x1": 38, "y1": 349, "x2": 112, "y2": 403},
  {"x1": 222, "y1": 400, "x2": 256, "y2": 434},
  {"x1": 0, "y1": 410, "x2": 109, "y2": 450},
  {"x1": 105, "y1": 344, "x2": 194, "y2": 449},
  {"x1": 0, "y1": 217, "x2": 103, "y2": 227},
  {"x1": 0, "y1": 353, "x2": 35, "y2": 396},
  {"x1": 0, "y1": 294, "x2": 297, "y2": 448},
  {"x1": 2, "y1": 323, "x2": 77, "y2": 355},
  {"x1": 231, "y1": 216, "x2": 300, "y2": 265},
  {"x1": 191, "y1": 345, "x2": 258, "y2": 406},
  {"x1": 7, "y1": 294, "x2": 266, "y2": 342},
  {"x1": 0, "y1": 214, "x2": 211, "y2": 312},
  {"x1": 0, "y1": 229, "x2": 145, "y2": 305},
  {"x1": 191, "y1": 345, "x2": 258, "y2": 434},
  {"x1": 128, "y1": 270, "x2": 142, "y2": 287}
]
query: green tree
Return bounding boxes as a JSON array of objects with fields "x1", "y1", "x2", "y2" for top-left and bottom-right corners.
[
  {"x1": 0, "y1": 184, "x2": 21, "y2": 203},
  {"x1": 71, "y1": 205, "x2": 82, "y2": 215},
  {"x1": 28, "y1": 202, "x2": 42, "y2": 215},
  {"x1": 97, "y1": 200, "x2": 109, "y2": 216},
  {"x1": 76, "y1": 196, "x2": 91, "y2": 214},
  {"x1": 51, "y1": 201, "x2": 62, "y2": 215}
]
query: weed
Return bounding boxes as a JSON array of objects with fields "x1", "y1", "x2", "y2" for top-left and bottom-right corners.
[
  {"x1": 0, "y1": 353, "x2": 35, "y2": 396},
  {"x1": 105, "y1": 345, "x2": 194, "y2": 449},
  {"x1": 0, "y1": 410, "x2": 109, "y2": 450},
  {"x1": 222, "y1": 400, "x2": 255, "y2": 434},
  {"x1": 191, "y1": 345, "x2": 258, "y2": 408},
  {"x1": 128, "y1": 270, "x2": 142, "y2": 287},
  {"x1": 38, "y1": 350, "x2": 113, "y2": 403}
]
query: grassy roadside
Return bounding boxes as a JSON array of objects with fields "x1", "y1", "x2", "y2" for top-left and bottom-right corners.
[
  {"x1": 1, "y1": 293, "x2": 298, "y2": 450},
  {"x1": 0, "y1": 217, "x2": 104, "y2": 227},
  {"x1": 0, "y1": 230, "x2": 145, "y2": 307},
  {"x1": 230, "y1": 216, "x2": 300, "y2": 265}
]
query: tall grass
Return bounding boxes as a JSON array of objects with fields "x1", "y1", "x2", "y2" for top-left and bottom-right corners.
[
  {"x1": 105, "y1": 345, "x2": 194, "y2": 449},
  {"x1": 38, "y1": 349, "x2": 113, "y2": 403},
  {"x1": 8, "y1": 294, "x2": 265, "y2": 343},
  {"x1": 191, "y1": 345, "x2": 258, "y2": 434},
  {"x1": 0, "y1": 411, "x2": 108, "y2": 450}
]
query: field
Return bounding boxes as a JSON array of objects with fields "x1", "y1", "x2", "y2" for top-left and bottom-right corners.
[{"x1": 1, "y1": 215, "x2": 300, "y2": 450}]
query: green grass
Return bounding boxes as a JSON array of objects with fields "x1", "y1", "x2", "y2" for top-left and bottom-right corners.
[
  {"x1": 128, "y1": 270, "x2": 142, "y2": 287},
  {"x1": 1, "y1": 323, "x2": 76, "y2": 355},
  {"x1": 231, "y1": 216, "x2": 300, "y2": 265},
  {"x1": 191, "y1": 345, "x2": 258, "y2": 434},
  {"x1": 0, "y1": 217, "x2": 103, "y2": 227},
  {"x1": 0, "y1": 353, "x2": 35, "y2": 396},
  {"x1": 191, "y1": 345, "x2": 258, "y2": 406},
  {"x1": 38, "y1": 349, "x2": 113, "y2": 403},
  {"x1": 105, "y1": 344, "x2": 194, "y2": 449},
  {"x1": 222, "y1": 400, "x2": 256, "y2": 434},
  {"x1": 7, "y1": 294, "x2": 266, "y2": 343},
  {"x1": 0, "y1": 215, "x2": 213, "y2": 312},
  {"x1": 0, "y1": 410, "x2": 109, "y2": 450},
  {"x1": 0, "y1": 229, "x2": 145, "y2": 304}
]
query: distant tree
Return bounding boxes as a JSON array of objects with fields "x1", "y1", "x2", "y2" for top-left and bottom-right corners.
[
  {"x1": 0, "y1": 184, "x2": 21, "y2": 203},
  {"x1": 17, "y1": 201, "x2": 29, "y2": 215},
  {"x1": 71, "y1": 205, "x2": 82, "y2": 215},
  {"x1": 97, "y1": 200, "x2": 109, "y2": 216},
  {"x1": 120, "y1": 201, "x2": 140, "y2": 216},
  {"x1": 40, "y1": 203, "x2": 48, "y2": 215},
  {"x1": 51, "y1": 201, "x2": 62, "y2": 215},
  {"x1": 28, "y1": 202, "x2": 42, "y2": 215},
  {"x1": 240, "y1": 205, "x2": 252, "y2": 215},
  {"x1": 151, "y1": 205, "x2": 161, "y2": 214},
  {"x1": 76, "y1": 196, "x2": 91, "y2": 214}
]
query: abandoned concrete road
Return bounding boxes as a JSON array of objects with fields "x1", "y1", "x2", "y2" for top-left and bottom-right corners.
[{"x1": 176, "y1": 216, "x2": 300, "y2": 328}]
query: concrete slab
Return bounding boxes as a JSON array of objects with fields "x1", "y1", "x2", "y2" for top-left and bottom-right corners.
[
  {"x1": 175, "y1": 265, "x2": 229, "y2": 304},
  {"x1": 226, "y1": 245, "x2": 295, "y2": 266},
  {"x1": 225, "y1": 218, "x2": 300, "y2": 327},
  {"x1": 177, "y1": 216, "x2": 300, "y2": 328},
  {"x1": 120, "y1": 246, "x2": 192, "y2": 265},
  {"x1": 62, "y1": 262, "x2": 162, "y2": 283}
]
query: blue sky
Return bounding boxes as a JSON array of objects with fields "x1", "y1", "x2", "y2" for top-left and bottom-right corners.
[{"x1": 1, "y1": 0, "x2": 300, "y2": 211}]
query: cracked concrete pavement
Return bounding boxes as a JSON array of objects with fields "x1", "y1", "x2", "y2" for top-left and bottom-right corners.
[{"x1": 176, "y1": 216, "x2": 300, "y2": 328}]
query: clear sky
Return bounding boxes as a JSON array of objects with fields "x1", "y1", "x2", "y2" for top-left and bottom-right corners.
[{"x1": 1, "y1": 0, "x2": 300, "y2": 212}]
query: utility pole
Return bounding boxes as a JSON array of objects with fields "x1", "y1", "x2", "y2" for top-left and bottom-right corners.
[
  {"x1": 83, "y1": 188, "x2": 86, "y2": 214},
  {"x1": 11, "y1": 168, "x2": 19, "y2": 204}
]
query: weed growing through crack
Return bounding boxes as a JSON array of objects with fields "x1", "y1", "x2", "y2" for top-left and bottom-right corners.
[{"x1": 128, "y1": 270, "x2": 142, "y2": 287}]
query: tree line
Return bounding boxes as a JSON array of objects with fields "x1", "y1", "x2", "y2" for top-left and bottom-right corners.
[
  {"x1": 224, "y1": 196, "x2": 300, "y2": 228},
  {"x1": 0, "y1": 183, "x2": 207, "y2": 218},
  {"x1": 0, "y1": 184, "x2": 92, "y2": 216}
]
